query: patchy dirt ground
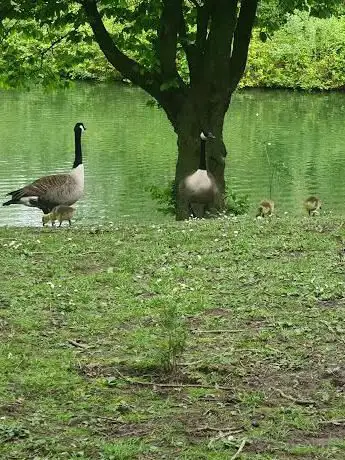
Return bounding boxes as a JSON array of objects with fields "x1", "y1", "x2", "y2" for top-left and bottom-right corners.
[{"x1": 1, "y1": 217, "x2": 345, "y2": 458}]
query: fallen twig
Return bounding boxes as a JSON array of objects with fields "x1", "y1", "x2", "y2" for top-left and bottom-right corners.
[
  {"x1": 230, "y1": 438, "x2": 247, "y2": 460},
  {"x1": 191, "y1": 329, "x2": 245, "y2": 334},
  {"x1": 95, "y1": 415, "x2": 126, "y2": 424},
  {"x1": 67, "y1": 339, "x2": 89, "y2": 349},
  {"x1": 320, "y1": 419, "x2": 345, "y2": 426},
  {"x1": 112, "y1": 368, "x2": 233, "y2": 391},
  {"x1": 178, "y1": 360, "x2": 203, "y2": 366},
  {"x1": 31, "y1": 250, "x2": 100, "y2": 255},
  {"x1": 239, "y1": 347, "x2": 285, "y2": 354},
  {"x1": 274, "y1": 388, "x2": 315, "y2": 406},
  {"x1": 194, "y1": 425, "x2": 243, "y2": 434}
]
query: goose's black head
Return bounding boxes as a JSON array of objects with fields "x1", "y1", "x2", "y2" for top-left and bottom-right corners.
[
  {"x1": 74, "y1": 122, "x2": 86, "y2": 133},
  {"x1": 200, "y1": 130, "x2": 215, "y2": 140}
]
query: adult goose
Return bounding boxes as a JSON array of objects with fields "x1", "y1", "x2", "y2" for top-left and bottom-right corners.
[
  {"x1": 3, "y1": 122, "x2": 86, "y2": 214},
  {"x1": 178, "y1": 131, "x2": 219, "y2": 219}
]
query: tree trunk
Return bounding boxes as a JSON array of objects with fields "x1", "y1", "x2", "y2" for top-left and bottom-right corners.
[
  {"x1": 80, "y1": 0, "x2": 258, "y2": 221},
  {"x1": 173, "y1": 89, "x2": 229, "y2": 220}
]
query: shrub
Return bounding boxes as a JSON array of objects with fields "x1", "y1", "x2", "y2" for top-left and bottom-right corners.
[
  {"x1": 242, "y1": 11, "x2": 345, "y2": 90},
  {"x1": 155, "y1": 304, "x2": 187, "y2": 374},
  {"x1": 148, "y1": 181, "x2": 249, "y2": 217}
]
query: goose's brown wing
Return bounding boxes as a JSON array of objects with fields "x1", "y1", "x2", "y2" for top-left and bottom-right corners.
[{"x1": 8, "y1": 174, "x2": 70, "y2": 201}]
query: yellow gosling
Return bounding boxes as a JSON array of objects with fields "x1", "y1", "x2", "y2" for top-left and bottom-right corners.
[
  {"x1": 304, "y1": 196, "x2": 321, "y2": 216},
  {"x1": 42, "y1": 205, "x2": 75, "y2": 227},
  {"x1": 42, "y1": 213, "x2": 53, "y2": 227},
  {"x1": 256, "y1": 200, "x2": 274, "y2": 218},
  {"x1": 52, "y1": 205, "x2": 75, "y2": 227}
]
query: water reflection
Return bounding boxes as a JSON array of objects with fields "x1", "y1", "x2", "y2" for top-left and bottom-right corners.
[{"x1": 0, "y1": 84, "x2": 345, "y2": 226}]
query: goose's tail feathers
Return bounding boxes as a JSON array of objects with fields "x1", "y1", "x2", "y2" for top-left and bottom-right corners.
[
  {"x1": 3, "y1": 199, "x2": 15, "y2": 206},
  {"x1": 3, "y1": 189, "x2": 24, "y2": 206}
]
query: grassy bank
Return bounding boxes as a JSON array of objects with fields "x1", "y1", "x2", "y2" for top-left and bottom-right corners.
[{"x1": 1, "y1": 216, "x2": 345, "y2": 459}]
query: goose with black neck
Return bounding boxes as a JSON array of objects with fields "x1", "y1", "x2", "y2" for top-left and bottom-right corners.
[
  {"x1": 2, "y1": 122, "x2": 86, "y2": 215},
  {"x1": 178, "y1": 131, "x2": 220, "y2": 219}
]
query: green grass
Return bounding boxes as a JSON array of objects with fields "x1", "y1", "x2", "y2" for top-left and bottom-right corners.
[{"x1": 1, "y1": 216, "x2": 345, "y2": 459}]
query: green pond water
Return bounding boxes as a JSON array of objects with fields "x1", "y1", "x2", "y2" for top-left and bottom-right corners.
[{"x1": 0, "y1": 83, "x2": 344, "y2": 226}]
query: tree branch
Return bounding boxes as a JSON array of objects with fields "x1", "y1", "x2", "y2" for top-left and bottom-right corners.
[
  {"x1": 40, "y1": 31, "x2": 71, "y2": 61},
  {"x1": 204, "y1": 0, "x2": 238, "y2": 85},
  {"x1": 177, "y1": 3, "x2": 194, "y2": 77},
  {"x1": 195, "y1": 3, "x2": 210, "y2": 61},
  {"x1": 0, "y1": 2, "x2": 11, "y2": 23},
  {"x1": 229, "y1": 0, "x2": 259, "y2": 92},
  {"x1": 80, "y1": 0, "x2": 162, "y2": 98},
  {"x1": 184, "y1": 1, "x2": 210, "y2": 85},
  {"x1": 159, "y1": 0, "x2": 181, "y2": 82},
  {"x1": 0, "y1": 19, "x2": 18, "y2": 44}
]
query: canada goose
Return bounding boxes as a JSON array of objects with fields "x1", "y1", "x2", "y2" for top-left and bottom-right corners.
[
  {"x1": 304, "y1": 196, "x2": 321, "y2": 216},
  {"x1": 42, "y1": 205, "x2": 75, "y2": 227},
  {"x1": 256, "y1": 199, "x2": 274, "y2": 218},
  {"x1": 3, "y1": 122, "x2": 86, "y2": 214},
  {"x1": 178, "y1": 131, "x2": 219, "y2": 219}
]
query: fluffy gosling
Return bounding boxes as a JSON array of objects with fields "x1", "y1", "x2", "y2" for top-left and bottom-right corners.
[
  {"x1": 42, "y1": 205, "x2": 75, "y2": 227},
  {"x1": 256, "y1": 200, "x2": 274, "y2": 218},
  {"x1": 304, "y1": 196, "x2": 321, "y2": 216}
]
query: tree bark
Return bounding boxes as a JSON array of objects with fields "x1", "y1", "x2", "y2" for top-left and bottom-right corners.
[
  {"x1": 173, "y1": 88, "x2": 229, "y2": 220},
  {"x1": 79, "y1": 0, "x2": 258, "y2": 220}
]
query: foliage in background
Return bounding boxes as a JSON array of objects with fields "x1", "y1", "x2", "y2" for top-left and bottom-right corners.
[
  {"x1": 0, "y1": 19, "x2": 119, "y2": 87},
  {"x1": 2, "y1": 11, "x2": 345, "y2": 91},
  {"x1": 257, "y1": 0, "x2": 345, "y2": 32},
  {"x1": 243, "y1": 11, "x2": 345, "y2": 90}
]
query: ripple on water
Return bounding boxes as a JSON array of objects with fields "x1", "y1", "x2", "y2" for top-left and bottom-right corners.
[{"x1": 1, "y1": 84, "x2": 345, "y2": 226}]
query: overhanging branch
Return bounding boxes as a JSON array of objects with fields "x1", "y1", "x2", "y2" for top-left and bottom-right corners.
[
  {"x1": 177, "y1": 3, "x2": 193, "y2": 78},
  {"x1": 185, "y1": 1, "x2": 211, "y2": 84},
  {"x1": 204, "y1": 0, "x2": 238, "y2": 84},
  {"x1": 80, "y1": 0, "x2": 162, "y2": 98},
  {"x1": 229, "y1": 0, "x2": 258, "y2": 92},
  {"x1": 159, "y1": 0, "x2": 180, "y2": 81},
  {"x1": 195, "y1": 2, "x2": 210, "y2": 59}
]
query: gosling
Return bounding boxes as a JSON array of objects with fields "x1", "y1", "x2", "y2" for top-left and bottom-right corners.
[
  {"x1": 256, "y1": 200, "x2": 274, "y2": 218},
  {"x1": 42, "y1": 205, "x2": 75, "y2": 227},
  {"x1": 304, "y1": 196, "x2": 321, "y2": 216}
]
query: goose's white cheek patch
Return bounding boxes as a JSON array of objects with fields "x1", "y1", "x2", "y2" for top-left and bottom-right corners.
[{"x1": 19, "y1": 196, "x2": 38, "y2": 207}]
